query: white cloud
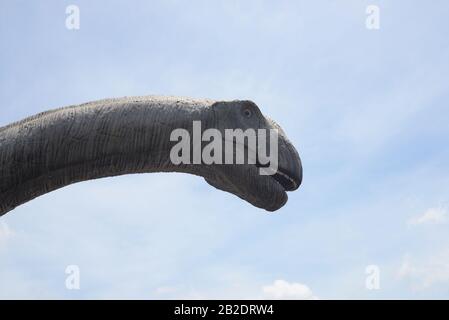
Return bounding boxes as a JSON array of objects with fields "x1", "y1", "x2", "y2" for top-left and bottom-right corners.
[
  {"x1": 262, "y1": 280, "x2": 317, "y2": 300},
  {"x1": 398, "y1": 252, "x2": 449, "y2": 289},
  {"x1": 152, "y1": 277, "x2": 318, "y2": 300},
  {"x1": 408, "y1": 206, "x2": 448, "y2": 226}
]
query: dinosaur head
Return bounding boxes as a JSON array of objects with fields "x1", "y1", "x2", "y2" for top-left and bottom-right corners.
[{"x1": 203, "y1": 100, "x2": 302, "y2": 212}]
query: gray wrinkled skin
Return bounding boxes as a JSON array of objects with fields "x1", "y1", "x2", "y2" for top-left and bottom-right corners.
[{"x1": 0, "y1": 96, "x2": 302, "y2": 216}]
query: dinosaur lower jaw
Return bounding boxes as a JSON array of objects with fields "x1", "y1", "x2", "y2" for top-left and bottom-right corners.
[
  {"x1": 272, "y1": 169, "x2": 298, "y2": 191},
  {"x1": 254, "y1": 162, "x2": 300, "y2": 192}
]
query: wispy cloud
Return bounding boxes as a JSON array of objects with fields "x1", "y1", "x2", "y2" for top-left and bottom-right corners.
[
  {"x1": 262, "y1": 280, "x2": 317, "y2": 300},
  {"x1": 408, "y1": 206, "x2": 448, "y2": 226},
  {"x1": 398, "y1": 251, "x2": 449, "y2": 289}
]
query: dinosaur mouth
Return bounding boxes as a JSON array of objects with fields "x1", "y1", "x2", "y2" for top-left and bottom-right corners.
[
  {"x1": 255, "y1": 160, "x2": 300, "y2": 191},
  {"x1": 272, "y1": 169, "x2": 298, "y2": 191},
  {"x1": 238, "y1": 142, "x2": 302, "y2": 192}
]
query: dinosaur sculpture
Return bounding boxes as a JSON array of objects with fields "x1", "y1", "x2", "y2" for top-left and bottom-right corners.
[{"x1": 0, "y1": 96, "x2": 302, "y2": 216}]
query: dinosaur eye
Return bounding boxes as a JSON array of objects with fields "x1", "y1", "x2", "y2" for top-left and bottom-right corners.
[{"x1": 243, "y1": 108, "x2": 252, "y2": 118}]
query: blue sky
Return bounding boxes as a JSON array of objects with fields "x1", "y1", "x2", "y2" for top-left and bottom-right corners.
[{"x1": 1, "y1": 0, "x2": 449, "y2": 299}]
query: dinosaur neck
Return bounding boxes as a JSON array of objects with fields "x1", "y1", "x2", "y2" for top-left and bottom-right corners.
[{"x1": 0, "y1": 96, "x2": 215, "y2": 216}]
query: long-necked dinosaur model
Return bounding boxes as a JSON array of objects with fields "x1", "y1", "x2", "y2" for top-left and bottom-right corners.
[{"x1": 0, "y1": 96, "x2": 302, "y2": 216}]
